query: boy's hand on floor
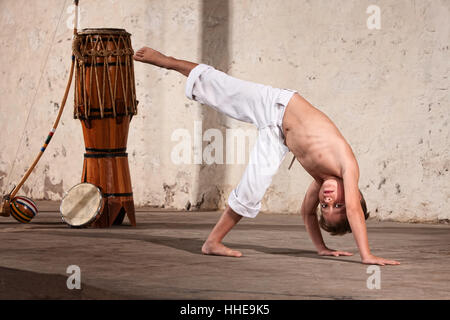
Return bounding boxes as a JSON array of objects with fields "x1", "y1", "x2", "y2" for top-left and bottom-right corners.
[
  {"x1": 318, "y1": 248, "x2": 353, "y2": 257},
  {"x1": 361, "y1": 254, "x2": 401, "y2": 266}
]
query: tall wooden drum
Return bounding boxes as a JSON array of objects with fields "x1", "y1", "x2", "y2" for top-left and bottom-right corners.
[{"x1": 73, "y1": 28, "x2": 137, "y2": 228}]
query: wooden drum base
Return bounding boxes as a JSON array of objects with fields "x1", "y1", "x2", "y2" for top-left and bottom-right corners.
[
  {"x1": 82, "y1": 152, "x2": 136, "y2": 228},
  {"x1": 92, "y1": 197, "x2": 136, "y2": 228},
  {"x1": 80, "y1": 117, "x2": 136, "y2": 228}
]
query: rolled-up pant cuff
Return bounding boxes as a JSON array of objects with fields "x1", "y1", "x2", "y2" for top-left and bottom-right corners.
[{"x1": 227, "y1": 190, "x2": 260, "y2": 218}]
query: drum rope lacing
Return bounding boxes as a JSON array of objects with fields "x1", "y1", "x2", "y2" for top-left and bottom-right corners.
[{"x1": 73, "y1": 32, "x2": 137, "y2": 120}]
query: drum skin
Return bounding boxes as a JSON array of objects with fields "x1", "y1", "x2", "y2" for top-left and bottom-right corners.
[
  {"x1": 60, "y1": 183, "x2": 104, "y2": 227},
  {"x1": 74, "y1": 29, "x2": 137, "y2": 228},
  {"x1": 10, "y1": 196, "x2": 38, "y2": 224}
]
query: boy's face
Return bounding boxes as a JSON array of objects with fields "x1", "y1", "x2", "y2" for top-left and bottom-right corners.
[{"x1": 318, "y1": 178, "x2": 346, "y2": 224}]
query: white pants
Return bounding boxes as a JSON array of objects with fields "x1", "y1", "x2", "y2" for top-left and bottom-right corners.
[{"x1": 185, "y1": 64, "x2": 296, "y2": 218}]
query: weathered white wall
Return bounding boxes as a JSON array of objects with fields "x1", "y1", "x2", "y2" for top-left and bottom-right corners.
[{"x1": 0, "y1": 0, "x2": 448, "y2": 222}]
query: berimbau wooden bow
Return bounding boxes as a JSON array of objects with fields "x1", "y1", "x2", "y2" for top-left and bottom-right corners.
[{"x1": 1, "y1": 0, "x2": 80, "y2": 217}]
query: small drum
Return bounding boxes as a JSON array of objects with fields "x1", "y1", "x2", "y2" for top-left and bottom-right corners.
[
  {"x1": 10, "y1": 196, "x2": 38, "y2": 224},
  {"x1": 60, "y1": 183, "x2": 104, "y2": 228},
  {"x1": 73, "y1": 28, "x2": 137, "y2": 228}
]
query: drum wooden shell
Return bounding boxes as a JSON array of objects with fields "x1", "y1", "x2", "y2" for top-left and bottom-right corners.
[{"x1": 74, "y1": 28, "x2": 137, "y2": 228}]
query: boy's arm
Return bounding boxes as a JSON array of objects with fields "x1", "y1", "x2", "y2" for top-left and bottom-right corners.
[
  {"x1": 342, "y1": 161, "x2": 400, "y2": 265},
  {"x1": 301, "y1": 181, "x2": 353, "y2": 257}
]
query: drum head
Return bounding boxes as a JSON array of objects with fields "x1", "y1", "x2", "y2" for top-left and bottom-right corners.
[
  {"x1": 78, "y1": 28, "x2": 130, "y2": 36},
  {"x1": 60, "y1": 183, "x2": 103, "y2": 227}
]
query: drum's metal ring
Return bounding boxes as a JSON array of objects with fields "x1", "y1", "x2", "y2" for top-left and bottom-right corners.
[
  {"x1": 84, "y1": 153, "x2": 128, "y2": 158},
  {"x1": 103, "y1": 193, "x2": 133, "y2": 197},
  {"x1": 78, "y1": 28, "x2": 131, "y2": 36},
  {"x1": 60, "y1": 183, "x2": 104, "y2": 228},
  {"x1": 80, "y1": 107, "x2": 134, "y2": 113},
  {"x1": 85, "y1": 148, "x2": 127, "y2": 153},
  {"x1": 74, "y1": 113, "x2": 136, "y2": 120}
]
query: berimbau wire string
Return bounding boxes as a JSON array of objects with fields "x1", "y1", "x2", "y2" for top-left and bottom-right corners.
[{"x1": 4, "y1": 0, "x2": 78, "y2": 201}]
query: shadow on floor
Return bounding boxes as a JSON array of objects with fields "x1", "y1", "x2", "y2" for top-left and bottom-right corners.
[
  {"x1": 35, "y1": 229, "x2": 360, "y2": 264},
  {"x1": 0, "y1": 266, "x2": 138, "y2": 300}
]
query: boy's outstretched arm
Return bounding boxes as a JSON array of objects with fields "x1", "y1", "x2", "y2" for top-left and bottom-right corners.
[
  {"x1": 342, "y1": 161, "x2": 400, "y2": 266},
  {"x1": 301, "y1": 181, "x2": 353, "y2": 257}
]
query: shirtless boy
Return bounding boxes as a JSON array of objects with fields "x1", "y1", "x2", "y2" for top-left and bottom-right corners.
[{"x1": 134, "y1": 47, "x2": 400, "y2": 266}]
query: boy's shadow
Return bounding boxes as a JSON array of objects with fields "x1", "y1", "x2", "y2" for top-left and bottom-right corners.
[
  {"x1": 36, "y1": 228, "x2": 360, "y2": 264},
  {"x1": 228, "y1": 243, "x2": 361, "y2": 264}
]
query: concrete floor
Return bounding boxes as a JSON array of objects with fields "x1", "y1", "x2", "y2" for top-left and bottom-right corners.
[{"x1": 0, "y1": 201, "x2": 449, "y2": 300}]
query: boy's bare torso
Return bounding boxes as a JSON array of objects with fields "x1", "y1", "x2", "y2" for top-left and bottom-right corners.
[{"x1": 282, "y1": 93, "x2": 356, "y2": 182}]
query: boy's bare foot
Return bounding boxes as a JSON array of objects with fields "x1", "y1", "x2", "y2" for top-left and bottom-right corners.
[
  {"x1": 202, "y1": 241, "x2": 243, "y2": 257},
  {"x1": 133, "y1": 47, "x2": 171, "y2": 68}
]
